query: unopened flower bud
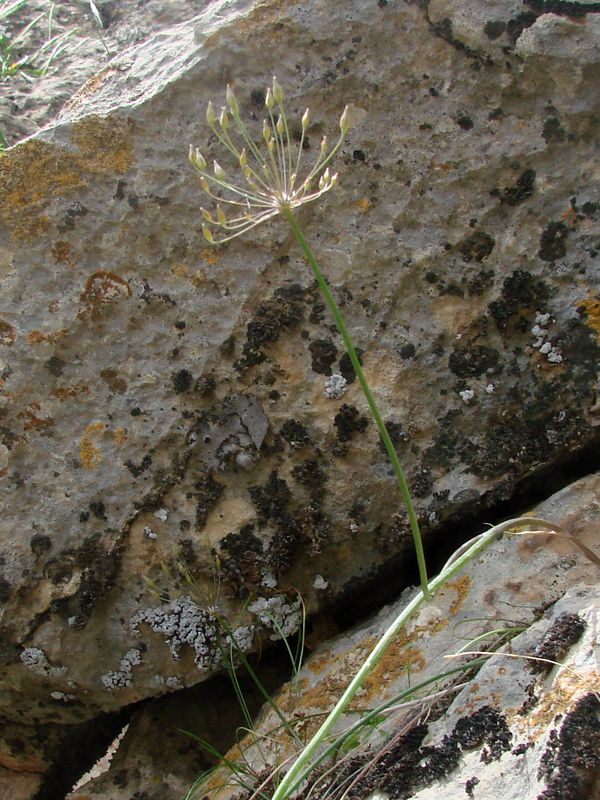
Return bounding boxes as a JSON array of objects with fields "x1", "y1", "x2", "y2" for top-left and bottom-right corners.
[
  {"x1": 201, "y1": 207, "x2": 212, "y2": 222},
  {"x1": 219, "y1": 107, "x2": 229, "y2": 130},
  {"x1": 265, "y1": 87, "x2": 275, "y2": 110},
  {"x1": 189, "y1": 146, "x2": 206, "y2": 170},
  {"x1": 301, "y1": 108, "x2": 310, "y2": 130},
  {"x1": 262, "y1": 120, "x2": 271, "y2": 142},
  {"x1": 226, "y1": 84, "x2": 239, "y2": 114},
  {"x1": 206, "y1": 101, "x2": 217, "y2": 126},
  {"x1": 216, "y1": 205, "x2": 227, "y2": 225},
  {"x1": 339, "y1": 105, "x2": 350, "y2": 134},
  {"x1": 213, "y1": 161, "x2": 225, "y2": 179},
  {"x1": 202, "y1": 224, "x2": 214, "y2": 243},
  {"x1": 272, "y1": 76, "x2": 284, "y2": 103},
  {"x1": 276, "y1": 115, "x2": 285, "y2": 136},
  {"x1": 200, "y1": 178, "x2": 210, "y2": 193},
  {"x1": 268, "y1": 138, "x2": 276, "y2": 155},
  {"x1": 320, "y1": 136, "x2": 328, "y2": 153}
]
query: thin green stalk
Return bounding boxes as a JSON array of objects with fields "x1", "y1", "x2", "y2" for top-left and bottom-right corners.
[
  {"x1": 268, "y1": 516, "x2": 554, "y2": 800},
  {"x1": 282, "y1": 207, "x2": 429, "y2": 598}
]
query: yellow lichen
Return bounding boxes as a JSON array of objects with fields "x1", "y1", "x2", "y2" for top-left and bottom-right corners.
[
  {"x1": 113, "y1": 427, "x2": 127, "y2": 446},
  {"x1": 355, "y1": 197, "x2": 371, "y2": 212},
  {"x1": 201, "y1": 248, "x2": 219, "y2": 265},
  {"x1": 70, "y1": 115, "x2": 134, "y2": 175},
  {"x1": 80, "y1": 421, "x2": 104, "y2": 469},
  {"x1": 577, "y1": 294, "x2": 600, "y2": 339}
]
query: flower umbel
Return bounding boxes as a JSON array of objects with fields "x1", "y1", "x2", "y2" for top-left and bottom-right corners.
[{"x1": 189, "y1": 77, "x2": 349, "y2": 243}]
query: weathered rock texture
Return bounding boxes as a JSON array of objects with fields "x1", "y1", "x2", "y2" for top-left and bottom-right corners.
[
  {"x1": 68, "y1": 472, "x2": 600, "y2": 799},
  {"x1": 1, "y1": 0, "x2": 599, "y2": 794}
]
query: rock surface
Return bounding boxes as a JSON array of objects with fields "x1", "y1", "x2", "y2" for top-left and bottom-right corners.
[
  {"x1": 1, "y1": 0, "x2": 600, "y2": 795},
  {"x1": 69, "y1": 471, "x2": 600, "y2": 799}
]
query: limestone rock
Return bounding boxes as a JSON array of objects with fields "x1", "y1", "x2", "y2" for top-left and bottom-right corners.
[
  {"x1": 183, "y1": 472, "x2": 599, "y2": 800},
  {"x1": 1, "y1": 0, "x2": 599, "y2": 785}
]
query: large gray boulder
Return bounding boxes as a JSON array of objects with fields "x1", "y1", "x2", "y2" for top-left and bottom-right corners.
[{"x1": 0, "y1": 0, "x2": 599, "y2": 793}]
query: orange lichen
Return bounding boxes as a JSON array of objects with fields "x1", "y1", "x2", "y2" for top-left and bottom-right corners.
[
  {"x1": 446, "y1": 575, "x2": 472, "y2": 615},
  {"x1": 0, "y1": 320, "x2": 16, "y2": 346},
  {"x1": 26, "y1": 329, "x2": 69, "y2": 344},
  {"x1": 80, "y1": 421, "x2": 104, "y2": 469},
  {"x1": 52, "y1": 385, "x2": 90, "y2": 400},
  {"x1": 51, "y1": 240, "x2": 76, "y2": 269},
  {"x1": 355, "y1": 197, "x2": 371, "y2": 212},
  {"x1": 79, "y1": 270, "x2": 131, "y2": 319},
  {"x1": 18, "y1": 403, "x2": 54, "y2": 431}
]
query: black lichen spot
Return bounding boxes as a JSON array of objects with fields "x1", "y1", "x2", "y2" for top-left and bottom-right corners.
[
  {"x1": 467, "y1": 270, "x2": 494, "y2": 296},
  {"x1": 57, "y1": 202, "x2": 88, "y2": 233},
  {"x1": 400, "y1": 343, "x2": 416, "y2": 359},
  {"x1": 240, "y1": 293, "x2": 303, "y2": 367},
  {"x1": 124, "y1": 454, "x2": 152, "y2": 478},
  {"x1": 250, "y1": 88, "x2": 266, "y2": 106},
  {"x1": 353, "y1": 149, "x2": 366, "y2": 161},
  {"x1": 280, "y1": 419, "x2": 311, "y2": 449},
  {"x1": 465, "y1": 776, "x2": 480, "y2": 796},
  {"x1": 449, "y1": 345, "x2": 499, "y2": 378},
  {"x1": 292, "y1": 459, "x2": 326, "y2": 493},
  {"x1": 529, "y1": 613, "x2": 585, "y2": 674},
  {"x1": 454, "y1": 706, "x2": 512, "y2": 763},
  {"x1": 488, "y1": 270, "x2": 550, "y2": 332},
  {"x1": 309, "y1": 338, "x2": 338, "y2": 375},
  {"x1": 495, "y1": 169, "x2": 536, "y2": 206},
  {"x1": 221, "y1": 525, "x2": 264, "y2": 560},
  {"x1": 410, "y1": 468, "x2": 433, "y2": 498},
  {"x1": 457, "y1": 115, "x2": 473, "y2": 131},
  {"x1": 339, "y1": 349, "x2": 364, "y2": 383},
  {"x1": 506, "y1": 12, "x2": 538, "y2": 43},
  {"x1": 172, "y1": 369, "x2": 193, "y2": 394},
  {"x1": 194, "y1": 472, "x2": 224, "y2": 529},
  {"x1": 195, "y1": 374, "x2": 216, "y2": 397},
  {"x1": 89, "y1": 501, "x2": 107, "y2": 520},
  {"x1": 378, "y1": 420, "x2": 410, "y2": 453},
  {"x1": 484, "y1": 20, "x2": 506, "y2": 39},
  {"x1": 220, "y1": 335, "x2": 236, "y2": 357},
  {"x1": 542, "y1": 116, "x2": 566, "y2": 144},
  {"x1": 249, "y1": 470, "x2": 291, "y2": 524},
  {"x1": 46, "y1": 356, "x2": 65, "y2": 376},
  {"x1": 177, "y1": 538, "x2": 196, "y2": 567},
  {"x1": 537, "y1": 693, "x2": 600, "y2": 800},
  {"x1": 30, "y1": 533, "x2": 52, "y2": 556},
  {"x1": 0, "y1": 578, "x2": 10, "y2": 603},
  {"x1": 459, "y1": 231, "x2": 495, "y2": 262},
  {"x1": 539, "y1": 221, "x2": 569, "y2": 262},
  {"x1": 334, "y1": 404, "x2": 368, "y2": 441}
]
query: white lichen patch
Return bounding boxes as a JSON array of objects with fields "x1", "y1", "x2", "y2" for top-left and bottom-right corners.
[
  {"x1": 248, "y1": 594, "x2": 302, "y2": 641},
  {"x1": 130, "y1": 596, "x2": 222, "y2": 670},
  {"x1": 323, "y1": 373, "x2": 347, "y2": 399},
  {"x1": 20, "y1": 647, "x2": 67, "y2": 677},
  {"x1": 458, "y1": 388, "x2": 475, "y2": 403},
  {"x1": 531, "y1": 311, "x2": 563, "y2": 364},
  {"x1": 101, "y1": 648, "x2": 143, "y2": 690},
  {"x1": 313, "y1": 574, "x2": 329, "y2": 590}
]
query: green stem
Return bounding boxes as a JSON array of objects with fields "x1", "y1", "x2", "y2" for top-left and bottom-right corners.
[
  {"x1": 269, "y1": 516, "x2": 544, "y2": 800},
  {"x1": 282, "y1": 208, "x2": 429, "y2": 597}
]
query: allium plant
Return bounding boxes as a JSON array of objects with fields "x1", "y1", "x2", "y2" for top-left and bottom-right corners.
[
  {"x1": 189, "y1": 77, "x2": 429, "y2": 597},
  {"x1": 189, "y1": 80, "x2": 560, "y2": 800}
]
